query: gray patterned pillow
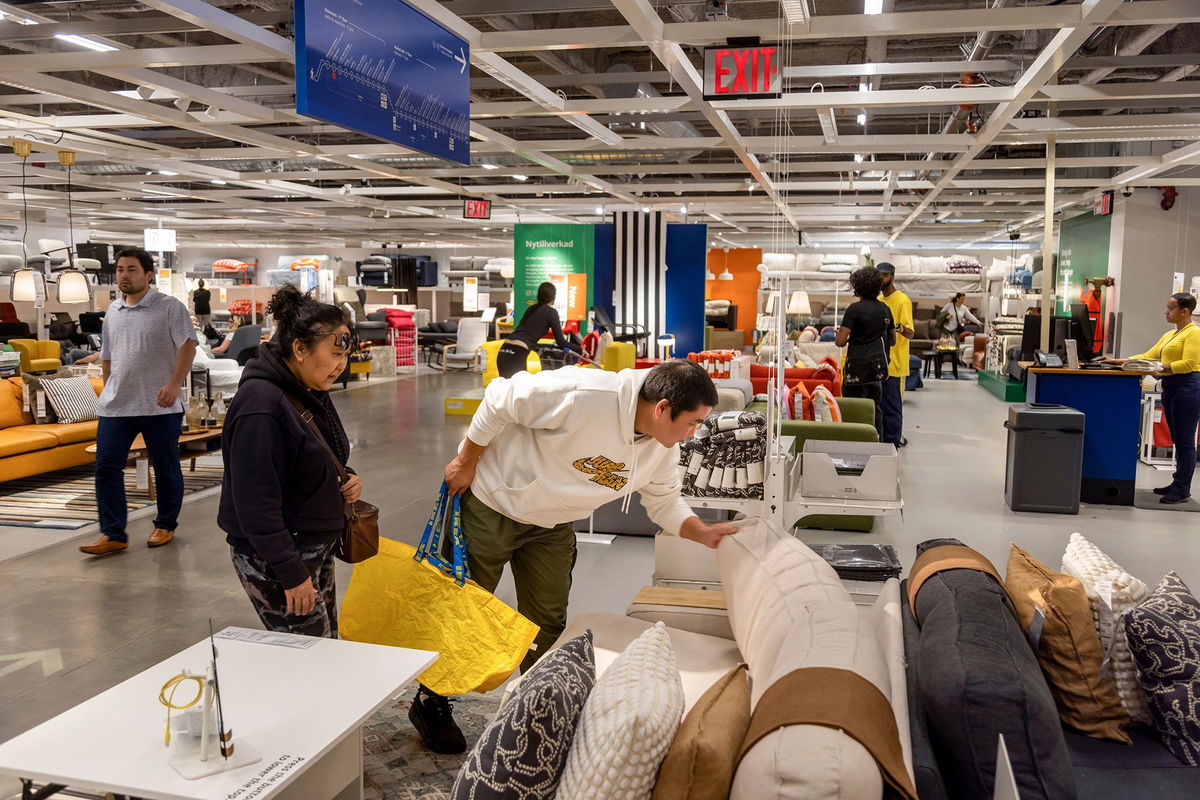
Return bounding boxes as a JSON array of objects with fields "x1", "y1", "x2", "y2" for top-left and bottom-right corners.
[
  {"x1": 1124, "y1": 572, "x2": 1200, "y2": 766},
  {"x1": 452, "y1": 631, "x2": 595, "y2": 799}
]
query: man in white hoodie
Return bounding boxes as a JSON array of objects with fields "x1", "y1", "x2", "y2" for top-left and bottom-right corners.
[{"x1": 408, "y1": 360, "x2": 735, "y2": 754}]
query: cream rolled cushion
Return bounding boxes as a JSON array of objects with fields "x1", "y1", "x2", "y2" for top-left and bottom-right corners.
[
  {"x1": 717, "y1": 520, "x2": 902, "y2": 800},
  {"x1": 1060, "y1": 532, "x2": 1152, "y2": 724},
  {"x1": 763, "y1": 252, "x2": 797, "y2": 269},
  {"x1": 557, "y1": 622, "x2": 685, "y2": 800},
  {"x1": 796, "y1": 253, "x2": 823, "y2": 270}
]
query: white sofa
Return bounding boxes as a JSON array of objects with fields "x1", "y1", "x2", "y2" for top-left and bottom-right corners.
[{"x1": 545, "y1": 520, "x2": 914, "y2": 799}]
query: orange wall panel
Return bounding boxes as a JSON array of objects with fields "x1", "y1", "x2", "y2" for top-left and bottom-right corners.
[{"x1": 705, "y1": 248, "x2": 762, "y2": 346}]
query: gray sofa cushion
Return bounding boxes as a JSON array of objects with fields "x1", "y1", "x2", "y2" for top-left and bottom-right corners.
[{"x1": 911, "y1": 538, "x2": 1077, "y2": 800}]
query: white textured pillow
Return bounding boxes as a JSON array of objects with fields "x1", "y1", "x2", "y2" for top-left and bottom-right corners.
[
  {"x1": 40, "y1": 376, "x2": 98, "y2": 424},
  {"x1": 1060, "y1": 532, "x2": 1152, "y2": 724},
  {"x1": 763, "y1": 252, "x2": 796, "y2": 269},
  {"x1": 818, "y1": 262, "x2": 855, "y2": 273},
  {"x1": 795, "y1": 253, "x2": 823, "y2": 270},
  {"x1": 557, "y1": 622, "x2": 684, "y2": 800}
]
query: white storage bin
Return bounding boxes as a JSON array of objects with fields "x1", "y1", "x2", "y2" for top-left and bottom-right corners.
[{"x1": 801, "y1": 440, "x2": 899, "y2": 501}]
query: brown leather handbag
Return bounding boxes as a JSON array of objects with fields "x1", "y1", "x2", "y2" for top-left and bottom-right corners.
[{"x1": 284, "y1": 394, "x2": 379, "y2": 563}]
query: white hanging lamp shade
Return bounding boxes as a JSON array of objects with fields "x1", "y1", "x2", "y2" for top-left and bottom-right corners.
[
  {"x1": 765, "y1": 290, "x2": 781, "y2": 314},
  {"x1": 787, "y1": 291, "x2": 811, "y2": 315},
  {"x1": 705, "y1": 269, "x2": 717, "y2": 280},
  {"x1": 9, "y1": 268, "x2": 40, "y2": 302},
  {"x1": 57, "y1": 269, "x2": 92, "y2": 303},
  {"x1": 718, "y1": 268, "x2": 733, "y2": 280}
]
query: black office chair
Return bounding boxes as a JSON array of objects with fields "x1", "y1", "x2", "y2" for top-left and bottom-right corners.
[
  {"x1": 590, "y1": 305, "x2": 649, "y2": 357},
  {"x1": 216, "y1": 324, "x2": 262, "y2": 366}
]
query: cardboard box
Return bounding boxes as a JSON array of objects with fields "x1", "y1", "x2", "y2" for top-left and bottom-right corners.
[
  {"x1": 801, "y1": 440, "x2": 899, "y2": 501},
  {"x1": 706, "y1": 327, "x2": 747, "y2": 352}
]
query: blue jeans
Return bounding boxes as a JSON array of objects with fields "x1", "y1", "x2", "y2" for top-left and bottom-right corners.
[
  {"x1": 881, "y1": 375, "x2": 904, "y2": 445},
  {"x1": 1161, "y1": 373, "x2": 1200, "y2": 497},
  {"x1": 95, "y1": 414, "x2": 184, "y2": 542}
]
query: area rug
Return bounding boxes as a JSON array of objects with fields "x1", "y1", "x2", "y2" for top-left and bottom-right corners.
[
  {"x1": 363, "y1": 690, "x2": 503, "y2": 799},
  {"x1": 0, "y1": 463, "x2": 224, "y2": 529}
]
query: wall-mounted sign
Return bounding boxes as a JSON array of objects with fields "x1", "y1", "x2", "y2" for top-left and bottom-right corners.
[
  {"x1": 463, "y1": 198, "x2": 492, "y2": 219},
  {"x1": 703, "y1": 44, "x2": 781, "y2": 100},
  {"x1": 144, "y1": 227, "x2": 176, "y2": 252},
  {"x1": 1093, "y1": 190, "x2": 1114, "y2": 216},
  {"x1": 549, "y1": 273, "x2": 588, "y2": 323},
  {"x1": 295, "y1": 0, "x2": 470, "y2": 164},
  {"x1": 463, "y1": 275, "x2": 479, "y2": 313}
]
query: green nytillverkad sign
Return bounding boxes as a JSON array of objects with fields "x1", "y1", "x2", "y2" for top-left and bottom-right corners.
[{"x1": 513, "y1": 224, "x2": 594, "y2": 333}]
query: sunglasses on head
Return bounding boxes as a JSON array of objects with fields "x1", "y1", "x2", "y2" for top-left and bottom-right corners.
[{"x1": 325, "y1": 332, "x2": 355, "y2": 351}]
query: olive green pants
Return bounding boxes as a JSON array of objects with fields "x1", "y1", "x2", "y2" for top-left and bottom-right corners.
[{"x1": 460, "y1": 491, "x2": 577, "y2": 674}]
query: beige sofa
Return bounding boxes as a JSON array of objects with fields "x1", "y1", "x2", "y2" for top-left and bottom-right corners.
[{"x1": 547, "y1": 520, "x2": 914, "y2": 798}]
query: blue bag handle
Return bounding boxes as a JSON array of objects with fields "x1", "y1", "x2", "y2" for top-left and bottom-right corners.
[{"x1": 415, "y1": 482, "x2": 471, "y2": 586}]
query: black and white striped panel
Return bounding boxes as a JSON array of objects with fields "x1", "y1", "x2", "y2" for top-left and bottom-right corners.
[{"x1": 613, "y1": 211, "x2": 668, "y2": 358}]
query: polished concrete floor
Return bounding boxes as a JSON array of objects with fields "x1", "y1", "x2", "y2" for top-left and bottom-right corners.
[{"x1": 0, "y1": 369, "x2": 1197, "y2": 749}]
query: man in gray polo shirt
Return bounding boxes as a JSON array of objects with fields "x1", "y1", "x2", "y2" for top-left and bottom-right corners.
[{"x1": 80, "y1": 248, "x2": 198, "y2": 556}]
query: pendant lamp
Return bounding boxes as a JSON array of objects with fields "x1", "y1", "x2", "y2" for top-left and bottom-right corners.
[
  {"x1": 9, "y1": 267, "x2": 40, "y2": 302},
  {"x1": 57, "y1": 269, "x2": 92, "y2": 303}
]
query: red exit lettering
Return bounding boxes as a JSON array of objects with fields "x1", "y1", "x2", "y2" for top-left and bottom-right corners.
[{"x1": 711, "y1": 46, "x2": 779, "y2": 97}]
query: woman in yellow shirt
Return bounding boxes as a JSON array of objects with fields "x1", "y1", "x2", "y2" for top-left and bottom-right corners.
[{"x1": 1103, "y1": 292, "x2": 1200, "y2": 503}]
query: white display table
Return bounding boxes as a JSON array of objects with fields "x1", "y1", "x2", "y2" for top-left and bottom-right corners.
[{"x1": 0, "y1": 627, "x2": 436, "y2": 800}]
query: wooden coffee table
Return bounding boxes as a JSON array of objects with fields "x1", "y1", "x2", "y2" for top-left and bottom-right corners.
[{"x1": 87, "y1": 427, "x2": 223, "y2": 501}]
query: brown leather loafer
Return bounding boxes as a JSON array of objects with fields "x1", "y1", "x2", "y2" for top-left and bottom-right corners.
[
  {"x1": 79, "y1": 535, "x2": 128, "y2": 556},
  {"x1": 147, "y1": 528, "x2": 176, "y2": 547}
]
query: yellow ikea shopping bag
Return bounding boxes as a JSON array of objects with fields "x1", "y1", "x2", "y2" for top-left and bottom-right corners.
[{"x1": 338, "y1": 487, "x2": 539, "y2": 696}]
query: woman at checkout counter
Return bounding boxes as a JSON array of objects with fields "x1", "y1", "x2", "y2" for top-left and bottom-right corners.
[{"x1": 1101, "y1": 292, "x2": 1200, "y2": 504}]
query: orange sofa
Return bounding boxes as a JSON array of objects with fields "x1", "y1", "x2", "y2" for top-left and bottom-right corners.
[
  {"x1": 749, "y1": 361, "x2": 843, "y2": 397},
  {"x1": 0, "y1": 376, "x2": 102, "y2": 482}
]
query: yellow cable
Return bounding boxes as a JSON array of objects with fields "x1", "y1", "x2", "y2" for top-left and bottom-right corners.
[{"x1": 159, "y1": 673, "x2": 205, "y2": 746}]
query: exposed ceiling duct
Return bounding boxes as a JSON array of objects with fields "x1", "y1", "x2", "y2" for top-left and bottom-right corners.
[{"x1": 602, "y1": 64, "x2": 703, "y2": 159}]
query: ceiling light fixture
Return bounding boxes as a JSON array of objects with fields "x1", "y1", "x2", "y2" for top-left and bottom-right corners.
[
  {"x1": 864, "y1": 0, "x2": 884, "y2": 14},
  {"x1": 173, "y1": 96, "x2": 191, "y2": 112},
  {"x1": 512, "y1": 174, "x2": 528, "y2": 182},
  {"x1": 338, "y1": 184, "x2": 352, "y2": 196},
  {"x1": 817, "y1": 108, "x2": 838, "y2": 143},
  {"x1": 158, "y1": 170, "x2": 177, "y2": 176},
  {"x1": 55, "y1": 34, "x2": 118, "y2": 52},
  {"x1": 780, "y1": 0, "x2": 810, "y2": 25},
  {"x1": 854, "y1": 153, "x2": 865, "y2": 163},
  {"x1": 481, "y1": 163, "x2": 499, "y2": 170},
  {"x1": 679, "y1": 203, "x2": 688, "y2": 215},
  {"x1": 856, "y1": 112, "x2": 867, "y2": 126},
  {"x1": 859, "y1": 80, "x2": 870, "y2": 93},
  {"x1": 211, "y1": 179, "x2": 226, "y2": 185}
]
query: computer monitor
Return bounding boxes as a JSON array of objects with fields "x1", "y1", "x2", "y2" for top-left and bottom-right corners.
[
  {"x1": 1049, "y1": 310, "x2": 1095, "y2": 363},
  {"x1": 1070, "y1": 302, "x2": 1095, "y2": 360},
  {"x1": 1019, "y1": 313, "x2": 1041, "y2": 361}
]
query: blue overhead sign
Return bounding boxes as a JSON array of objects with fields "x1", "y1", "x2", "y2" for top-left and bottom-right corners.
[{"x1": 295, "y1": 0, "x2": 471, "y2": 164}]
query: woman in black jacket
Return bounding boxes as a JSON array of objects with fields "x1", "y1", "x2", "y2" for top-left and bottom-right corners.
[
  {"x1": 219, "y1": 284, "x2": 360, "y2": 637},
  {"x1": 835, "y1": 267, "x2": 895, "y2": 436},
  {"x1": 496, "y1": 281, "x2": 580, "y2": 378}
]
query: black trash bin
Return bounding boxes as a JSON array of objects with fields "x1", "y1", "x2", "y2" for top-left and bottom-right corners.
[{"x1": 1004, "y1": 403, "x2": 1085, "y2": 514}]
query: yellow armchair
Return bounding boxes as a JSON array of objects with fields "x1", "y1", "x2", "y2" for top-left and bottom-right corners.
[
  {"x1": 481, "y1": 339, "x2": 541, "y2": 387},
  {"x1": 9, "y1": 339, "x2": 62, "y2": 374}
]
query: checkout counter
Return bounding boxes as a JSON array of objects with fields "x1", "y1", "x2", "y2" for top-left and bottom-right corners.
[{"x1": 1025, "y1": 365, "x2": 1144, "y2": 505}]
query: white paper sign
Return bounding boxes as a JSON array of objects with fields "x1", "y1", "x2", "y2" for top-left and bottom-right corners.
[
  {"x1": 1173, "y1": 272, "x2": 1185, "y2": 294},
  {"x1": 144, "y1": 227, "x2": 177, "y2": 252},
  {"x1": 462, "y1": 276, "x2": 479, "y2": 313},
  {"x1": 219, "y1": 287, "x2": 228, "y2": 303}
]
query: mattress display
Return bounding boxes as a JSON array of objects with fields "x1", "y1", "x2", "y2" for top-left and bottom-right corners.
[{"x1": 681, "y1": 411, "x2": 767, "y2": 499}]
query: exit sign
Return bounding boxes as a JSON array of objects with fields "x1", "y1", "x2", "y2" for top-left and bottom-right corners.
[
  {"x1": 463, "y1": 198, "x2": 492, "y2": 219},
  {"x1": 703, "y1": 44, "x2": 782, "y2": 100},
  {"x1": 1093, "y1": 190, "x2": 1114, "y2": 217}
]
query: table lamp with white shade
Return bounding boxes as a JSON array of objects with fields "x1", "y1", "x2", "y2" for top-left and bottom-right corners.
[{"x1": 787, "y1": 291, "x2": 811, "y2": 316}]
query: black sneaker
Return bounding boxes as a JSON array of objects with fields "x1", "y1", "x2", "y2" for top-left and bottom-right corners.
[
  {"x1": 1153, "y1": 485, "x2": 1174, "y2": 496},
  {"x1": 408, "y1": 688, "x2": 467, "y2": 754},
  {"x1": 1160, "y1": 493, "x2": 1191, "y2": 505}
]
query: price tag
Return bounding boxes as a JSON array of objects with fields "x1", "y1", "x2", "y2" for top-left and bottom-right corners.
[
  {"x1": 135, "y1": 460, "x2": 150, "y2": 490},
  {"x1": 35, "y1": 391, "x2": 45, "y2": 419},
  {"x1": 1096, "y1": 580, "x2": 1115, "y2": 652},
  {"x1": 22, "y1": 382, "x2": 30, "y2": 412}
]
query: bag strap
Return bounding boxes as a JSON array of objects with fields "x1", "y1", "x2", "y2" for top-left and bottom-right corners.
[
  {"x1": 416, "y1": 482, "x2": 471, "y2": 586},
  {"x1": 283, "y1": 392, "x2": 350, "y2": 486}
]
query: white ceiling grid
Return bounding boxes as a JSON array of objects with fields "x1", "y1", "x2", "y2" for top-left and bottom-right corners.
[{"x1": 0, "y1": 0, "x2": 1191, "y2": 251}]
